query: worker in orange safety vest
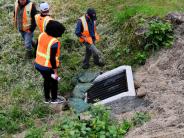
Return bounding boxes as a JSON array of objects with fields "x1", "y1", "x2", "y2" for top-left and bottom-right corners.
[
  {"x1": 14, "y1": 0, "x2": 37, "y2": 58},
  {"x1": 75, "y1": 8, "x2": 105, "y2": 69},
  {"x1": 35, "y1": 20, "x2": 65, "y2": 104},
  {"x1": 35, "y1": 2, "x2": 53, "y2": 33}
]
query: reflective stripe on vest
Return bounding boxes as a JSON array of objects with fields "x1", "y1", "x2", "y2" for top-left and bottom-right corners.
[
  {"x1": 79, "y1": 15, "x2": 100, "y2": 44},
  {"x1": 43, "y1": 16, "x2": 52, "y2": 32},
  {"x1": 15, "y1": 1, "x2": 33, "y2": 31},
  {"x1": 35, "y1": 33, "x2": 60, "y2": 68},
  {"x1": 35, "y1": 14, "x2": 52, "y2": 32},
  {"x1": 80, "y1": 16, "x2": 88, "y2": 32}
]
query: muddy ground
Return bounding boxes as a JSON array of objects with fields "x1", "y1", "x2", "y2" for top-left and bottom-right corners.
[{"x1": 120, "y1": 14, "x2": 184, "y2": 138}]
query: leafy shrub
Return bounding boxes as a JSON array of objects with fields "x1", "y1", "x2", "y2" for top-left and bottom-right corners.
[
  {"x1": 123, "y1": 47, "x2": 131, "y2": 55},
  {"x1": 55, "y1": 105, "x2": 132, "y2": 138},
  {"x1": 132, "y1": 112, "x2": 151, "y2": 126},
  {"x1": 118, "y1": 120, "x2": 132, "y2": 136},
  {"x1": 134, "y1": 52, "x2": 147, "y2": 65},
  {"x1": 144, "y1": 20, "x2": 174, "y2": 52},
  {"x1": 114, "y1": 48, "x2": 122, "y2": 59}
]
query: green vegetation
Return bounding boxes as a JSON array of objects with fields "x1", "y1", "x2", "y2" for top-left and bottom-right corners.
[
  {"x1": 114, "y1": 0, "x2": 184, "y2": 24},
  {"x1": 0, "y1": 112, "x2": 20, "y2": 134},
  {"x1": 24, "y1": 106, "x2": 150, "y2": 138},
  {"x1": 54, "y1": 106, "x2": 131, "y2": 138},
  {"x1": 144, "y1": 20, "x2": 174, "y2": 52},
  {"x1": 132, "y1": 112, "x2": 151, "y2": 126},
  {"x1": 0, "y1": 0, "x2": 182, "y2": 137},
  {"x1": 25, "y1": 127, "x2": 45, "y2": 138},
  {"x1": 133, "y1": 52, "x2": 148, "y2": 65}
]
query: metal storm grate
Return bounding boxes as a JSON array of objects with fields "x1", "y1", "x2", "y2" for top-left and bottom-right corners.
[{"x1": 86, "y1": 66, "x2": 136, "y2": 104}]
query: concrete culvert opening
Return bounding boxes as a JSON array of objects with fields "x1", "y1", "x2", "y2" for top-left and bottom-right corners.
[
  {"x1": 69, "y1": 66, "x2": 146, "y2": 113},
  {"x1": 86, "y1": 66, "x2": 136, "y2": 104}
]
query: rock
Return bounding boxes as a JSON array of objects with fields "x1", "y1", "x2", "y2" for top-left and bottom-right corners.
[
  {"x1": 135, "y1": 27, "x2": 148, "y2": 36},
  {"x1": 134, "y1": 80, "x2": 141, "y2": 89},
  {"x1": 49, "y1": 104, "x2": 64, "y2": 113},
  {"x1": 62, "y1": 101, "x2": 70, "y2": 111},
  {"x1": 13, "y1": 131, "x2": 27, "y2": 138},
  {"x1": 166, "y1": 12, "x2": 184, "y2": 25},
  {"x1": 79, "y1": 112, "x2": 92, "y2": 121},
  {"x1": 136, "y1": 88, "x2": 147, "y2": 98}
]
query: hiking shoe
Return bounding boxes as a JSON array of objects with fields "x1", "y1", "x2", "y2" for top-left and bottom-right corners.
[
  {"x1": 51, "y1": 98, "x2": 65, "y2": 104},
  {"x1": 95, "y1": 62, "x2": 105, "y2": 67},
  {"x1": 44, "y1": 99, "x2": 51, "y2": 104},
  {"x1": 82, "y1": 64, "x2": 90, "y2": 69},
  {"x1": 57, "y1": 96, "x2": 66, "y2": 101}
]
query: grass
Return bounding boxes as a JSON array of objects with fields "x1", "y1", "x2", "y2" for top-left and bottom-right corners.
[
  {"x1": 0, "y1": 0, "x2": 182, "y2": 136},
  {"x1": 25, "y1": 127, "x2": 45, "y2": 138},
  {"x1": 114, "y1": 0, "x2": 184, "y2": 23}
]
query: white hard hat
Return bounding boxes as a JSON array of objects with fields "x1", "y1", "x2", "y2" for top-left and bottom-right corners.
[{"x1": 40, "y1": 2, "x2": 49, "y2": 12}]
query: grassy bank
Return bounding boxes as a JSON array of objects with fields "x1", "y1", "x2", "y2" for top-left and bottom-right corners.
[{"x1": 0, "y1": 0, "x2": 183, "y2": 136}]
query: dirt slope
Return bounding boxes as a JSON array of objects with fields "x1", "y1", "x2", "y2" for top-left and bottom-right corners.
[{"x1": 126, "y1": 15, "x2": 184, "y2": 138}]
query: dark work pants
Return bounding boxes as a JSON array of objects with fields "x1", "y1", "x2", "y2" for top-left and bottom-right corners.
[
  {"x1": 83, "y1": 43, "x2": 101, "y2": 66},
  {"x1": 36, "y1": 68, "x2": 58, "y2": 101}
]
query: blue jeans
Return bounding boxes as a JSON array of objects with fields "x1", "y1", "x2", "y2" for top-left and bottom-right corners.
[{"x1": 20, "y1": 31, "x2": 33, "y2": 50}]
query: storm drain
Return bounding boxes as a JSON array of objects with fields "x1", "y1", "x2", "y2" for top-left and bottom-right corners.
[{"x1": 86, "y1": 66, "x2": 136, "y2": 104}]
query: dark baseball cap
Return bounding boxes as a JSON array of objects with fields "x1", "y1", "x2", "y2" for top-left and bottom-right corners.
[{"x1": 87, "y1": 8, "x2": 97, "y2": 20}]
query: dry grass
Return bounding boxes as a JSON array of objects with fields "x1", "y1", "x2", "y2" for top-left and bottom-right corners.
[{"x1": 0, "y1": 0, "x2": 184, "y2": 137}]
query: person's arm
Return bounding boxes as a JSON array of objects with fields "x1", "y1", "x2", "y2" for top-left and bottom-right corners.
[
  {"x1": 91, "y1": 21, "x2": 96, "y2": 43},
  {"x1": 50, "y1": 43, "x2": 58, "y2": 69},
  {"x1": 33, "y1": 39, "x2": 38, "y2": 58},
  {"x1": 75, "y1": 19, "x2": 83, "y2": 37},
  {"x1": 75, "y1": 20, "x2": 82, "y2": 37},
  {"x1": 50, "y1": 42, "x2": 59, "y2": 78},
  {"x1": 30, "y1": 3, "x2": 38, "y2": 32}
]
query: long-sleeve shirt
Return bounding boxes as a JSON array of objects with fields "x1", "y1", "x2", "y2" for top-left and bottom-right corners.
[
  {"x1": 75, "y1": 15, "x2": 96, "y2": 41},
  {"x1": 35, "y1": 42, "x2": 59, "y2": 71}
]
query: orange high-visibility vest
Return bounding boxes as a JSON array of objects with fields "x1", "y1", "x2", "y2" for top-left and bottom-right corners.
[
  {"x1": 14, "y1": 0, "x2": 33, "y2": 31},
  {"x1": 79, "y1": 15, "x2": 100, "y2": 44},
  {"x1": 35, "y1": 32, "x2": 61, "y2": 68},
  {"x1": 35, "y1": 14, "x2": 52, "y2": 32}
]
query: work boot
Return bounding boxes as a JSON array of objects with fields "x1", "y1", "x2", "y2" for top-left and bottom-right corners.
[
  {"x1": 25, "y1": 50, "x2": 33, "y2": 59},
  {"x1": 94, "y1": 53, "x2": 105, "y2": 67},
  {"x1": 32, "y1": 41, "x2": 37, "y2": 58},
  {"x1": 95, "y1": 62, "x2": 105, "y2": 67}
]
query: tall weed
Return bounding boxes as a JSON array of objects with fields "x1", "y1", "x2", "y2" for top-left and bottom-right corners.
[{"x1": 144, "y1": 20, "x2": 174, "y2": 52}]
